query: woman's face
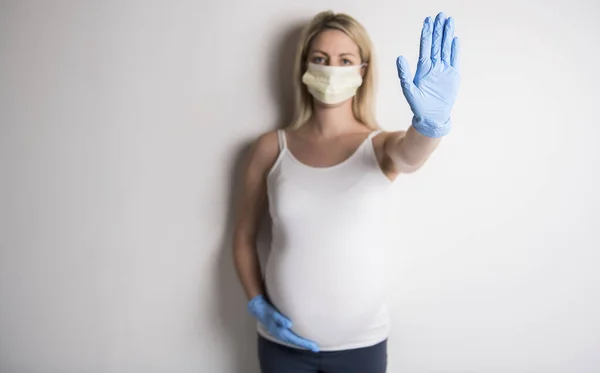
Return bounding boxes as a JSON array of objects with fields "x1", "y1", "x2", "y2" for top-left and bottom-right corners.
[{"x1": 307, "y1": 29, "x2": 362, "y2": 67}]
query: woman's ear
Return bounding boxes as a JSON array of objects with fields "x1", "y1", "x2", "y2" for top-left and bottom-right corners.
[{"x1": 360, "y1": 63, "x2": 368, "y2": 78}]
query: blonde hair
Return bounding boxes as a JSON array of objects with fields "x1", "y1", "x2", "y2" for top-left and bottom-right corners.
[{"x1": 288, "y1": 11, "x2": 379, "y2": 130}]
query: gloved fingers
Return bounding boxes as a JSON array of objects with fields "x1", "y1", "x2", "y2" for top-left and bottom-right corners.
[
  {"x1": 451, "y1": 36, "x2": 460, "y2": 71},
  {"x1": 418, "y1": 16, "x2": 432, "y2": 61},
  {"x1": 396, "y1": 56, "x2": 415, "y2": 93},
  {"x1": 441, "y1": 17, "x2": 455, "y2": 64},
  {"x1": 272, "y1": 310, "x2": 292, "y2": 328},
  {"x1": 431, "y1": 12, "x2": 446, "y2": 63},
  {"x1": 280, "y1": 329, "x2": 320, "y2": 352}
]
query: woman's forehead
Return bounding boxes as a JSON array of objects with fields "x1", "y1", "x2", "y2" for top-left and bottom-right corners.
[{"x1": 309, "y1": 29, "x2": 359, "y2": 55}]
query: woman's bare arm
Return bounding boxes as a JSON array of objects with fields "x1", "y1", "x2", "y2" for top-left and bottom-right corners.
[
  {"x1": 232, "y1": 131, "x2": 279, "y2": 300},
  {"x1": 383, "y1": 127, "x2": 442, "y2": 173}
]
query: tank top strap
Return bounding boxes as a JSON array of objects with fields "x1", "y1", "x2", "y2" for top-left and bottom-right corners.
[
  {"x1": 277, "y1": 130, "x2": 288, "y2": 152},
  {"x1": 367, "y1": 129, "x2": 382, "y2": 141}
]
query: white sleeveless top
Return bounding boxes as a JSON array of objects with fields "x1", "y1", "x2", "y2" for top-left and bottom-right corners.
[{"x1": 257, "y1": 129, "x2": 394, "y2": 351}]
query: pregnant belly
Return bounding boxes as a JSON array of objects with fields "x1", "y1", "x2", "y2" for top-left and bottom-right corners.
[{"x1": 263, "y1": 248, "x2": 388, "y2": 348}]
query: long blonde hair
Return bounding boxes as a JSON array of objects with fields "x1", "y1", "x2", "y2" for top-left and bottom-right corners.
[{"x1": 288, "y1": 11, "x2": 379, "y2": 130}]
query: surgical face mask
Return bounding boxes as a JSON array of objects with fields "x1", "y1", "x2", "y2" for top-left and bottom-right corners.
[{"x1": 301, "y1": 62, "x2": 364, "y2": 105}]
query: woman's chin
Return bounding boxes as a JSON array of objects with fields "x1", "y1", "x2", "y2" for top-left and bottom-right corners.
[{"x1": 313, "y1": 98, "x2": 350, "y2": 109}]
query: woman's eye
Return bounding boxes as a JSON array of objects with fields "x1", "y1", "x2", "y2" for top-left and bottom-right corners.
[
  {"x1": 342, "y1": 59, "x2": 352, "y2": 65},
  {"x1": 313, "y1": 56, "x2": 326, "y2": 64}
]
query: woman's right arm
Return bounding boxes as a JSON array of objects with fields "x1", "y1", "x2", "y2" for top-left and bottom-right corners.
[{"x1": 232, "y1": 131, "x2": 279, "y2": 300}]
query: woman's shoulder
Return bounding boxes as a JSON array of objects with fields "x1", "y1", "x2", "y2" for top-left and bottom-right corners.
[
  {"x1": 246, "y1": 129, "x2": 281, "y2": 176},
  {"x1": 371, "y1": 129, "x2": 406, "y2": 179},
  {"x1": 253, "y1": 129, "x2": 279, "y2": 156},
  {"x1": 372, "y1": 129, "x2": 406, "y2": 148}
]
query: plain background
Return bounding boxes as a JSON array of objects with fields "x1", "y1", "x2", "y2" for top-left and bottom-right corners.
[{"x1": 1, "y1": 0, "x2": 599, "y2": 372}]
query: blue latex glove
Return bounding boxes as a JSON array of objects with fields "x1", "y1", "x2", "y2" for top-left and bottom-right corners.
[
  {"x1": 396, "y1": 12, "x2": 461, "y2": 138},
  {"x1": 248, "y1": 294, "x2": 320, "y2": 352}
]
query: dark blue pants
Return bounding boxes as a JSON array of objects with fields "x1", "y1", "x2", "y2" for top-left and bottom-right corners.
[{"x1": 257, "y1": 334, "x2": 387, "y2": 373}]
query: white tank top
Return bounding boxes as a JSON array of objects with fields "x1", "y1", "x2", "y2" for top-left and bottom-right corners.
[{"x1": 257, "y1": 129, "x2": 394, "y2": 351}]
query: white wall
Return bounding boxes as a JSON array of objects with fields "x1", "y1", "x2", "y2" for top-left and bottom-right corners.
[{"x1": 1, "y1": 0, "x2": 599, "y2": 372}]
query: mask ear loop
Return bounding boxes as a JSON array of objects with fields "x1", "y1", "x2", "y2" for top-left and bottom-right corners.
[{"x1": 357, "y1": 62, "x2": 367, "y2": 78}]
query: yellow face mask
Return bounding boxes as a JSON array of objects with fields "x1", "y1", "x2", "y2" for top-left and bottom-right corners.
[{"x1": 301, "y1": 63, "x2": 364, "y2": 105}]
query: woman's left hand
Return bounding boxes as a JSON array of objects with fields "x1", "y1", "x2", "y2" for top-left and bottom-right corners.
[{"x1": 396, "y1": 12, "x2": 461, "y2": 138}]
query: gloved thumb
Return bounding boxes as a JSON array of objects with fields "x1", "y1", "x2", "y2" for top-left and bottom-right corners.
[
  {"x1": 272, "y1": 311, "x2": 292, "y2": 328},
  {"x1": 396, "y1": 56, "x2": 416, "y2": 96}
]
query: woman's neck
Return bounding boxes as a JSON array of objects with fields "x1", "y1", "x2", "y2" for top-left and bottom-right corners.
[{"x1": 304, "y1": 99, "x2": 366, "y2": 139}]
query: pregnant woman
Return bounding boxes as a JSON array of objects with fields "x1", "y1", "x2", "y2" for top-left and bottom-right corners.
[{"x1": 233, "y1": 10, "x2": 460, "y2": 373}]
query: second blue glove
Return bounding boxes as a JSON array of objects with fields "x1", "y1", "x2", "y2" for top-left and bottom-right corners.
[{"x1": 248, "y1": 294, "x2": 320, "y2": 352}]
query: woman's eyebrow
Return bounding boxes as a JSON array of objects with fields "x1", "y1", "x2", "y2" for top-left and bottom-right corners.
[{"x1": 311, "y1": 50, "x2": 358, "y2": 57}]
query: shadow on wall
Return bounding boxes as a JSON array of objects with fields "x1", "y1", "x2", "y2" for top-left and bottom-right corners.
[
  {"x1": 270, "y1": 20, "x2": 307, "y2": 129},
  {"x1": 209, "y1": 21, "x2": 306, "y2": 373}
]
